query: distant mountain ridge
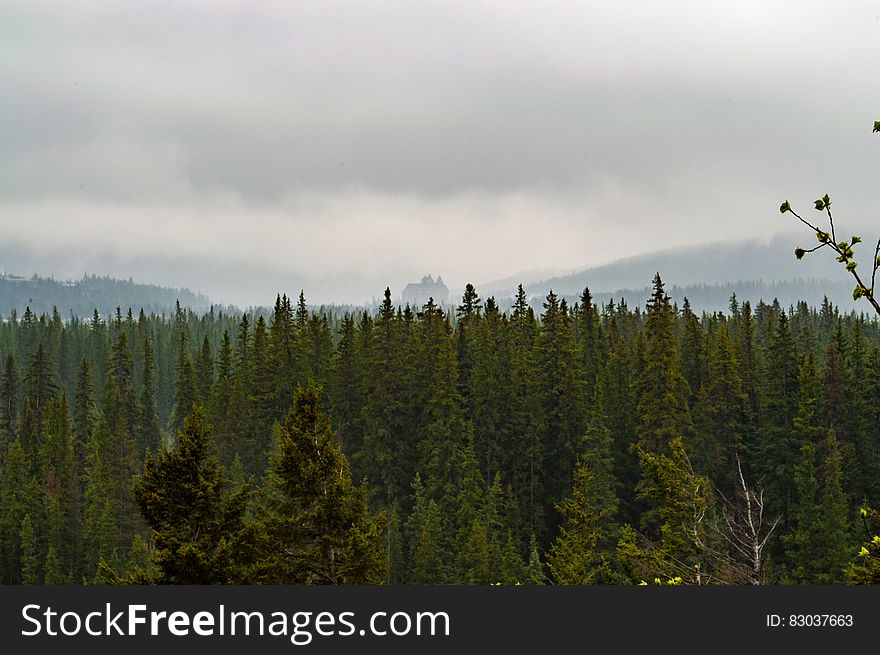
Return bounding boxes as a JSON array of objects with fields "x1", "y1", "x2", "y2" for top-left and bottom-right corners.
[
  {"x1": 0, "y1": 273, "x2": 211, "y2": 318},
  {"x1": 482, "y1": 235, "x2": 866, "y2": 314}
]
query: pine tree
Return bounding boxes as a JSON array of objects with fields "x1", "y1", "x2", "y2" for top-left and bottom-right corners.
[
  {"x1": 137, "y1": 336, "x2": 161, "y2": 455},
  {"x1": 307, "y1": 313, "x2": 334, "y2": 390},
  {"x1": 535, "y1": 291, "x2": 585, "y2": 528},
  {"x1": 133, "y1": 406, "x2": 248, "y2": 583},
  {"x1": 19, "y1": 514, "x2": 38, "y2": 584},
  {"x1": 330, "y1": 314, "x2": 362, "y2": 458},
  {"x1": 43, "y1": 545, "x2": 64, "y2": 584},
  {"x1": 633, "y1": 274, "x2": 693, "y2": 454},
  {"x1": 757, "y1": 311, "x2": 800, "y2": 531},
  {"x1": 194, "y1": 335, "x2": 214, "y2": 406},
  {"x1": 0, "y1": 440, "x2": 42, "y2": 583},
  {"x1": 79, "y1": 426, "x2": 118, "y2": 581},
  {"x1": 548, "y1": 461, "x2": 617, "y2": 584},
  {"x1": 456, "y1": 283, "x2": 482, "y2": 404},
  {"x1": 73, "y1": 359, "x2": 95, "y2": 478},
  {"x1": 0, "y1": 354, "x2": 19, "y2": 458},
  {"x1": 414, "y1": 300, "x2": 470, "y2": 510},
  {"x1": 253, "y1": 381, "x2": 386, "y2": 584},
  {"x1": 604, "y1": 313, "x2": 639, "y2": 527},
  {"x1": 21, "y1": 343, "x2": 57, "y2": 469},
  {"x1": 42, "y1": 393, "x2": 79, "y2": 577},
  {"x1": 210, "y1": 330, "x2": 235, "y2": 465},
  {"x1": 822, "y1": 339, "x2": 848, "y2": 444},
  {"x1": 620, "y1": 438, "x2": 714, "y2": 584},
  {"x1": 577, "y1": 286, "x2": 606, "y2": 402},
  {"x1": 467, "y1": 296, "x2": 507, "y2": 484},
  {"x1": 679, "y1": 297, "x2": 706, "y2": 405},
  {"x1": 172, "y1": 332, "x2": 196, "y2": 430},
  {"x1": 385, "y1": 503, "x2": 405, "y2": 584},
  {"x1": 247, "y1": 315, "x2": 277, "y2": 476},
  {"x1": 696, "y1": 324, "x2": 747, "y2": 489},
  {"x1": 784, "y1": 431, "x2": 850, "y2": 583},
  {"x1": 406, "y1": 474, "x2": 448, "y2": 584},
  {"x1": 525, "y1": 534, "x2": 546, "y2": 584},
  {"x1": 576, "y1": 382, "x2": 620, "y2": 552},
  {"x1": 505, "y1": 290, "x2": 544, "y2": 540}
]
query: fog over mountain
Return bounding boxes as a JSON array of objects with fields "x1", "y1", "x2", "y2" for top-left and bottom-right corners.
[
  {"x1": 3, "y1": 231, "x2": 870, "y2": 318},
  {"x1": 2, "y1": 2, "x2": 879, "y2": 307}
]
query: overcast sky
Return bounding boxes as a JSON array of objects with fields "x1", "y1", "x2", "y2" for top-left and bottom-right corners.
[{"x1": 2, "y1": 1, "x2": 879, "y2": 306}]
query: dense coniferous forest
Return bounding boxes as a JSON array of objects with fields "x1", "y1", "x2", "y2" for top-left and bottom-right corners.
[
  {"x1": 0, "y1": 274, "x2": 211, "y2": 317},
  {"x1": 2, "y1": 276, "x2": 880, "y2": 585}
]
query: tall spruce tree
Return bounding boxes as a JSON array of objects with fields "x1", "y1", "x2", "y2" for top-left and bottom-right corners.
[
  {"x1": 133, "y1": 406, "x2": 248, "y2": 583},
  {"x1": 633, "y1": 274, "x2": 693, "y2": 454},
  {"x1": 0, "y1": 354, "x2": 19, "y2": 458},
  {"x1": 252, "y1": 381, "x2": 386, "y2": 584}
]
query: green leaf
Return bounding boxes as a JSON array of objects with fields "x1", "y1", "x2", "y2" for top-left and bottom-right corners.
[
  {"x1": 822, "y1": 193, "x2": 831, "y2": 207},
  {"x1": 814, "y1": 199, "x2": 825, "y2": 210},
  {"x1": 852, "y1": 235, "x2": 862, "y2": 245},
  {"x1": 874, "y1": 120, "x2": 880, "y2": 133},
  {"x1": 854, "y1": 286, "x2": 865, "y2": 300},
  {"x1": 794, "y1": 247, "x2": 806, "y2": 260},
  {"x1": 779, "y1": 200, "x2": 791, "y2": 213},
  {"x1": 846, "y1": 261, "x2": 858, "y2": 272}
]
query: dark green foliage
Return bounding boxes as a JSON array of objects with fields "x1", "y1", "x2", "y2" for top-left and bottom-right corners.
[
  {"x1": 784, "y1": 432, "x2": 851, "y2": 583},
  {"x1": 251, "y1": 381, "x2": 386, "y2": 584},
  {"x1": 133, "y1": 406, "x2": 247, "y2": 583},
  {"x1": 0, "y1": 354, "x2": 19, "y2": 457},
  {"x1": 0, "y1": 278, "x2": 877, "y2": 585},
  {"x1": 548, "y1": 461, "x2": 616, "y2": 584},
  {"x1": 634, "y1": 274, "x2": 693, "y2": 454},
  {"x1": 620, "y1": 437, "x2": 714, "y2": 584},
  {"x1": 406, "y1": 474, "x2": 448, "y2": 584}
]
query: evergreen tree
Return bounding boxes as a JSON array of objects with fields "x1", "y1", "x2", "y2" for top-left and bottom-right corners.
[
  {"x1": 19, "y1": 514, "x2": 38, "y2": 584},
  {"x1": 195, "y1": 335, "x2": 214, "y2": 406},
  {"x1": 548, "y1": 461, "x2": 616, "y2": 584},
  {"x1": 696, "y1": 324, "x2": 747, "y2": 488},
  {"x1": 785, "y1": 431, "x2": 850, "y2": 583},
  {"x1": 137, "y1": 336, "x2": 161, "y2": 455},
  {"x1": 535, "y1": 291, "x2": 585, "y2": 529},
  {"x1": 576, "y1": 286, "x2": 606, "y2": 401},
  {"x1": 633, "y1": 274, "x2": 693, "y2": 454},
  {"x1": 679, "y1": 297, "x2": 706, "y2": 405},
  {"x1": 0, "y1": 354, "x2": 19, "y2": 458},
  {"x1": 252, "y1": 381, "x2": 386, "y2": 584},
  {"x1": 133, "y1": 406, "x2": 248, "y2": 583},
  {"x1": 757, "y1": 312, "x2": 801, "y2": 531},
  {"x1": 172, "y1": 332, "x2": 196, "y2": 430},
  {"x1": 73, "y1": 359, "x2": 95, "y2": 478},
  {"x1": 525, "y1": 533, "x2": 546, "y2": 584},
  {"x1": 210, "y1": 330, "x2": 235, "y2": 465},
  {"x1": 406, "y1": 474, "x2": 448, "y2": 584},
  {"x1": 620, "y1": 438, "x2": 715, "y2": 584},
  {"x1": 0, "y1": 440, "x2": 42, "y2": 583}
]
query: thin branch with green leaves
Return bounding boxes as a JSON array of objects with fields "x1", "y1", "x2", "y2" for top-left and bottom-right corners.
[{"x1": 778, "y1": 120, "x2": 880, "y2": 316}]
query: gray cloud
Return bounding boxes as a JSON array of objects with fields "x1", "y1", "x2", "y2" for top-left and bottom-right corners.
[{"x1": 1, "y1": 1, "x2": 879, "y2": 305}]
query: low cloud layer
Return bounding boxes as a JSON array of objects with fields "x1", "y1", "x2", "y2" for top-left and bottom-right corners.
[{"x1": 2, "y1": 1, "x2": 879, "y2": 305}]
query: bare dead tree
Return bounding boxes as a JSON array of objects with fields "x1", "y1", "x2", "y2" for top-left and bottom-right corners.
[{"x1": 710, "y1": 453, "x2": 780, "y2": 585}]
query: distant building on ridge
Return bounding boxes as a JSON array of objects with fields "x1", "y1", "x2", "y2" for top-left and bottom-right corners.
[{"x1": 401, "y1": 274, "x2": 449, "y2": 307}]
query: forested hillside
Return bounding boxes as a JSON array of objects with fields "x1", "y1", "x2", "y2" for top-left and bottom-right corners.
[
  {"x1": 0, "y1": 274, "x2": 211, "y2": 318},
  {"x1": 547, "y1": 278, "x2": 856, "y2": 317},
  {"x1": 1, "y1": 276, "x2": 879, "y2": 585}
]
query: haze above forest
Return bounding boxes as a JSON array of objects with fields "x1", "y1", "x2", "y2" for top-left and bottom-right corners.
[{"x1": 2, "y1": 1, "x2": 879, "y2": 306}]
